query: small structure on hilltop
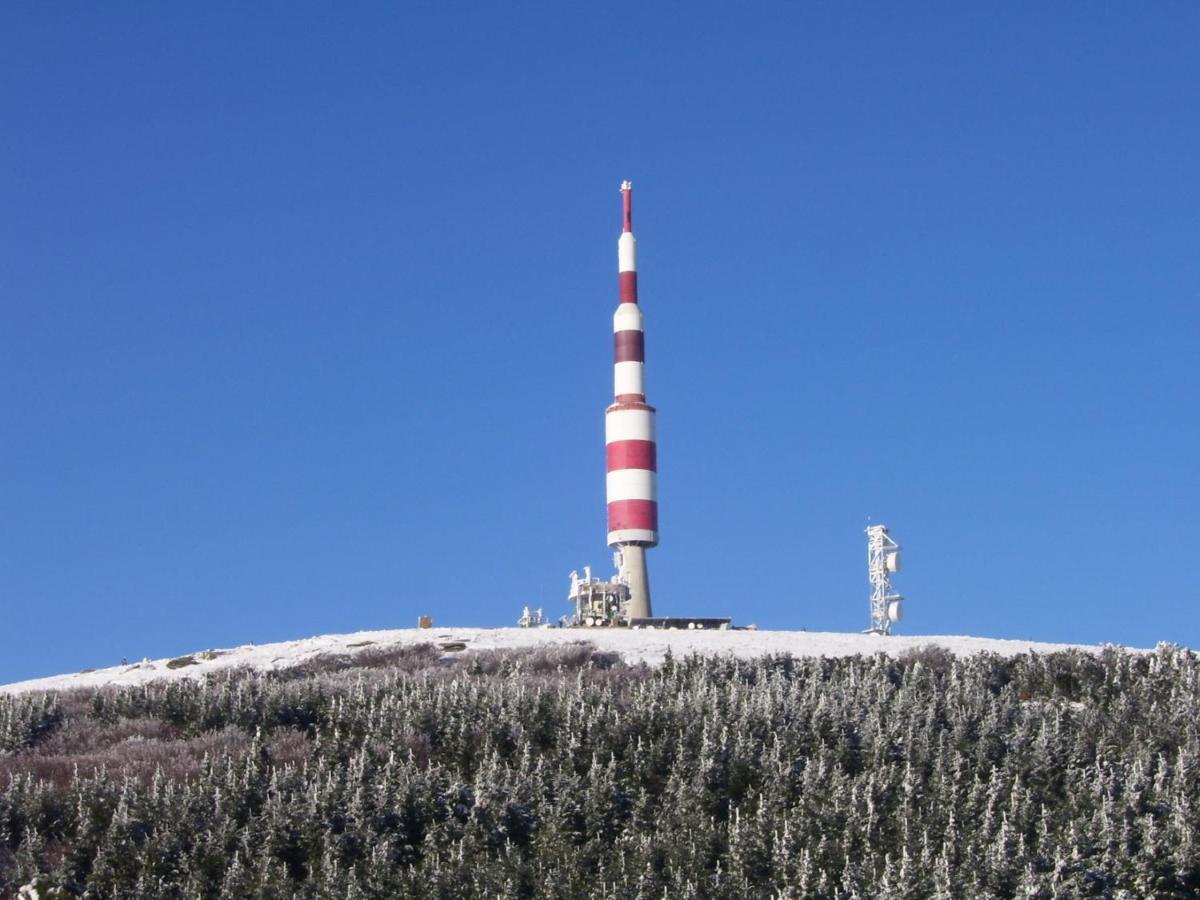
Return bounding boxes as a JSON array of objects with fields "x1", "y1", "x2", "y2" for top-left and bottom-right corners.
[
  {"x1": 865, "y1": 524, "x2": 904, "y2": 634},
  {"x1": 516, "y1": 606, "x2": 546, "y2": 628}
]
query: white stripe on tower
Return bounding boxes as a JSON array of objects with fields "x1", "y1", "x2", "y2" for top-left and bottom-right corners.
[
  {"x1": 605, "y1": 408, "x2": 655, "y2": 443},
  {"x1": 606, "y1": 468, "x2": 657, "y2": 503}
]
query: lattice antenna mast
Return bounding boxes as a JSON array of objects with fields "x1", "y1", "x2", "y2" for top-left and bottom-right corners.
[{"x1": 865, "y1": 524, "x2": 903, "y2": 634}]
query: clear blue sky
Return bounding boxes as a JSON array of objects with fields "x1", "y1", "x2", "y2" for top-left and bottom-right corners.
[{"x1": 2, "y1": 4, "x2": 1197, "y2": 682}]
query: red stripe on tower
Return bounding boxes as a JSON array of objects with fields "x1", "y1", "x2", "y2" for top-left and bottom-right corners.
[
  {"x1": 614, "y1": 331, "x2": 644, "y2": 362},
  {"x1": 619, "y1": 271, "x2": 638, "y2": 304},
  {"x1": 607, "y1": 439, "x2": 657, "y2": 472},
  {"x1": 607, "y1": 499, "x2": 659, "y2": 533}
]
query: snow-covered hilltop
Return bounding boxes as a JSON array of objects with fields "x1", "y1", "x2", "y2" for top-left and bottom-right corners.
[{"x1": 0, "y1": 627, "x2": 1137, "y2": 695}]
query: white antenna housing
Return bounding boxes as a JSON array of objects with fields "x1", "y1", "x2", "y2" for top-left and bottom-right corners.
[{"x1": 865, "y1": 524, "x2": 903, "y2": 635}]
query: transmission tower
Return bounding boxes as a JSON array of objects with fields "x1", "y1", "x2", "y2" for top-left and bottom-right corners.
[{"x1": 865, "y1": 524, "x2": 903, "y2": 634}]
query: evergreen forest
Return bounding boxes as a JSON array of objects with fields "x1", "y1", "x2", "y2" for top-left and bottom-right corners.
[{"x1": 2, "y1": 641, "x2": 1198, "y2": 898}]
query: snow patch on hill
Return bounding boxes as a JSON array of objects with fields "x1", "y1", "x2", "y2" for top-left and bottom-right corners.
[{"x1": 0, "y1": 627, "x2": 1136, "y2": 695}]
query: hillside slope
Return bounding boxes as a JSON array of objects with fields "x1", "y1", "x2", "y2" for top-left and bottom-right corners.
[
  {"x1": 2, "y1": 626, "x2": 1133, "y2": 694},
  {"x1": 1, "y1": 639, "x2": 1196, "y2": 897}
]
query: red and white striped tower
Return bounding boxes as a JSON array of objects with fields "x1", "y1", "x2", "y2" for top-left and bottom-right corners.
[{"x1": 606, "y1": 181, "x2": 656, "y2": 619}]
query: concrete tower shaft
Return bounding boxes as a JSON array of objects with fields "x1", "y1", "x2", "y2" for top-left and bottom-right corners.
[{"x1": 606, "y1": 181, "x2": 656, "y2": 618}]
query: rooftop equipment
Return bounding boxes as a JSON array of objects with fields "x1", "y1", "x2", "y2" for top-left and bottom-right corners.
[{"x1": 564, "y1": 563, "x2": 630, "y2": 627}]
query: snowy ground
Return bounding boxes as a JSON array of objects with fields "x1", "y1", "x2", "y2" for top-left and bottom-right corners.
[{"x1": 0, "y1": 627, "x2": 1142, "y2": 696}]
